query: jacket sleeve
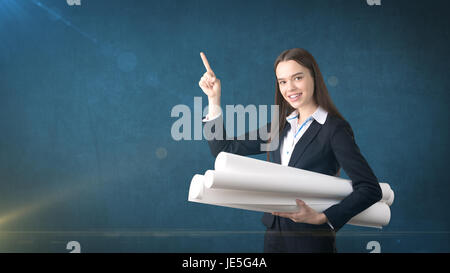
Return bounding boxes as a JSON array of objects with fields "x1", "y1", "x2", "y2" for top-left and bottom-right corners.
[
  {"x1": 323, "y1": 119, "x2": 383, "y2": 231},
  {"x1": 203, "y1": 113, "x2": 270, "y2": 158}
]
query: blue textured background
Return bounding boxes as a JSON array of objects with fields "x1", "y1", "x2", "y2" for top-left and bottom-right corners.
[{"x1": 0, "y1": 0, "x2": 449, "y2": 252}]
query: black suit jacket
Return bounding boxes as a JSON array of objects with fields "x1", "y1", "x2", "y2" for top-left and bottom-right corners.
[{"x1": 204, "y1": 113, "x2": 382, "y2": 233}]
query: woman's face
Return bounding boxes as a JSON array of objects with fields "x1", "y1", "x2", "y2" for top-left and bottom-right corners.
[{"x1": 276, "y1": 60, "x2": 315, "y2": 110}]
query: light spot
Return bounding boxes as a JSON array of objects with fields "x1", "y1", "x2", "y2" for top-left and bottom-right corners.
[
  {"x1": 328, "y1": 75, "x2": 339, "y2": 87},
  {"x1": 156, "y1": 147, "x2": 167, "y2": 159}
]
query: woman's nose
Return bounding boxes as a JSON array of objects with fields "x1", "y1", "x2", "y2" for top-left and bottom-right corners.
[{"x1": 287, "y1": 80, "x2": 296, "y2": 91}]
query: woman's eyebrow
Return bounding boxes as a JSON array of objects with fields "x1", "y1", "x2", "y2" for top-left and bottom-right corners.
[{"x1": 277, "y1": 72, "x2": 304, "y2": 81}]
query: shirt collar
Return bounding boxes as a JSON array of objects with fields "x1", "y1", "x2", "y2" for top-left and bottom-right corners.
[{"x1": 286, "y1": 105, "x2": 328, "y2": 126}]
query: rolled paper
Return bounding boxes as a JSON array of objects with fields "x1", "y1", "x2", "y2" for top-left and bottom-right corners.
[
  {"x1": 205, "y1": 169, "x2": 351, "y2": 199},
  {"x1": 211, "y1": 152, "x2": 394, "y2": 206},
  {"x1": 343, "y1": 202, "x2": 391, "y2": 228},
  {"x1": 205, "y1": 169, "x2": 394, "y2": 206},
  {"x1": 385, "y1": 185, "x2": 395, "y2": 206},
  {"x1": 196, "y1": 175, "x2": 340, "y2": 205},
  {"x1": 191, "y1": 196, "x2": 390, "y2": 229},
  {"x1": 189, "y1": 152, "x2": 394, "y2": 228},
  {"x1": 188, "y1": 174, "x2": 205, "y2": 200},
  {"x1": 221, "y1": 202, "x2": 391, "y2": 229},
  {"x1": 188, "y1": 174, "x2": 391, "y2": 228}
]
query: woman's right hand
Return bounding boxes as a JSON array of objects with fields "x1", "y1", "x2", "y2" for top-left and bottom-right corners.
[{"x1": 199, "y1": 52, "x2": 221, "y2": 104}]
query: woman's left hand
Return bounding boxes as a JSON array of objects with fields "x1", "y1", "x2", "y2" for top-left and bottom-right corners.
[{"x1": 272, "y1": 199, "x2": 328, "y2": 225}]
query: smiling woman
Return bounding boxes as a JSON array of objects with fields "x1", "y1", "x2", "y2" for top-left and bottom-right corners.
[{"x1": 199, "y1": 48, "x2": 383, "y2": 253}]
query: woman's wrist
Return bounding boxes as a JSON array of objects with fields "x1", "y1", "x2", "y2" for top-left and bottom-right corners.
[
  {"x1": 315, "y1": 213, "x2": 328, "y2": 225},
  {"x1": 208, "y1": 96, "x2": 220, "y2": 105},
  {"x1": 208, "y1": 97, "x2": 221, "y2": 118}
]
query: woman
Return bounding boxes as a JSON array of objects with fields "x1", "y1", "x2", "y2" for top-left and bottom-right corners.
[{"x1": 198, "y1": 48, "x2": 382, "y2": 253}]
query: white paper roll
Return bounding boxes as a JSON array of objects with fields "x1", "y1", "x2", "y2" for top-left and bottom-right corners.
[
  {"x1": 191, "y1": 197, "x2": 390, "y2": 229},
  {"x1": 188, "y1": 174, "x2": 391, "y2": 228},
  {"x1": 212, "y1": 152, "x2": 394, "y2": 206},
  {"x1": 188, "y1": 174, "x2": 205, "y2": 200},
  {"x1": 205, "y1": 169, "x2": 394, "y2": 206},
  {"x1": 223, "y1": 202, "x2": 391, "y2": 229}
]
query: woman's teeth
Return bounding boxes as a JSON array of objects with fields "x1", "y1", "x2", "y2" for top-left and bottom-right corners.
[{"x1": 288, "y1": 93, "x2": 302, "y2": 100}]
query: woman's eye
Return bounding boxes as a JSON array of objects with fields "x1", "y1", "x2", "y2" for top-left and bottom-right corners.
[{"x1": 279, "y1": 81, "x2": 286, "y2": 85}]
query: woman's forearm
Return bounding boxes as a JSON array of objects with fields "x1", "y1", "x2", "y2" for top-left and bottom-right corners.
[{"x1": 208, "y1": 97, "x2": 221, "y2": 119}]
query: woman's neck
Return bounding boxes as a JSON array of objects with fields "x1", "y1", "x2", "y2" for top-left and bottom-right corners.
[{"x1": 297, "y1": 103, "x2": 319, "y2": 124}]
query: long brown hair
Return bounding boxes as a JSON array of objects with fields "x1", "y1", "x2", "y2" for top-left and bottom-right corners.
[{"x1": 267, "y1": 48, "x2": 349, "y2": 161}]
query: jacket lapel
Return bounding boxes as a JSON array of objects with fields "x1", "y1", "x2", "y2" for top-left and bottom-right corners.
[
  {"x1": 272, "y1": 122, "x2": 291, "y2": 164},
  {"x1": 287, "y1": 120, "x2": 322, "y2": 167}
]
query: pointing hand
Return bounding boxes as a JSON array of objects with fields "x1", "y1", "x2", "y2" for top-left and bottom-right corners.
[{"x1": 198, "y1": 52, "x2": 221, "y2": 101}]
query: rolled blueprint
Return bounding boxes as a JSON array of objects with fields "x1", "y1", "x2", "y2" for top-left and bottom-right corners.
[
  {"x1": 189, "y1": 175, "x2": 391, "y2": 228},
  {"x1": 191, "y1": 174, "x2": 342, "y2": 205},
  {"x1": 210, "y1": 152, "x2": 394, "y2": 206}
]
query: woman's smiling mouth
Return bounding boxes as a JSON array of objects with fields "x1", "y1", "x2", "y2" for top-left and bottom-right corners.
[{"x1": 288, "y1": 93, "x2": 302, "y2": 102}]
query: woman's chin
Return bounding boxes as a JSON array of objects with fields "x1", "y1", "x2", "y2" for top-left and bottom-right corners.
[{"x1": 288, "y1": 101, "x2": 302, "y2": 109}]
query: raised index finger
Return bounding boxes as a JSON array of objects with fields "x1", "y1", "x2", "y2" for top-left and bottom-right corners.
[{"x1": 200, "y1": 52, "x2": 214, "y2": 74}]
